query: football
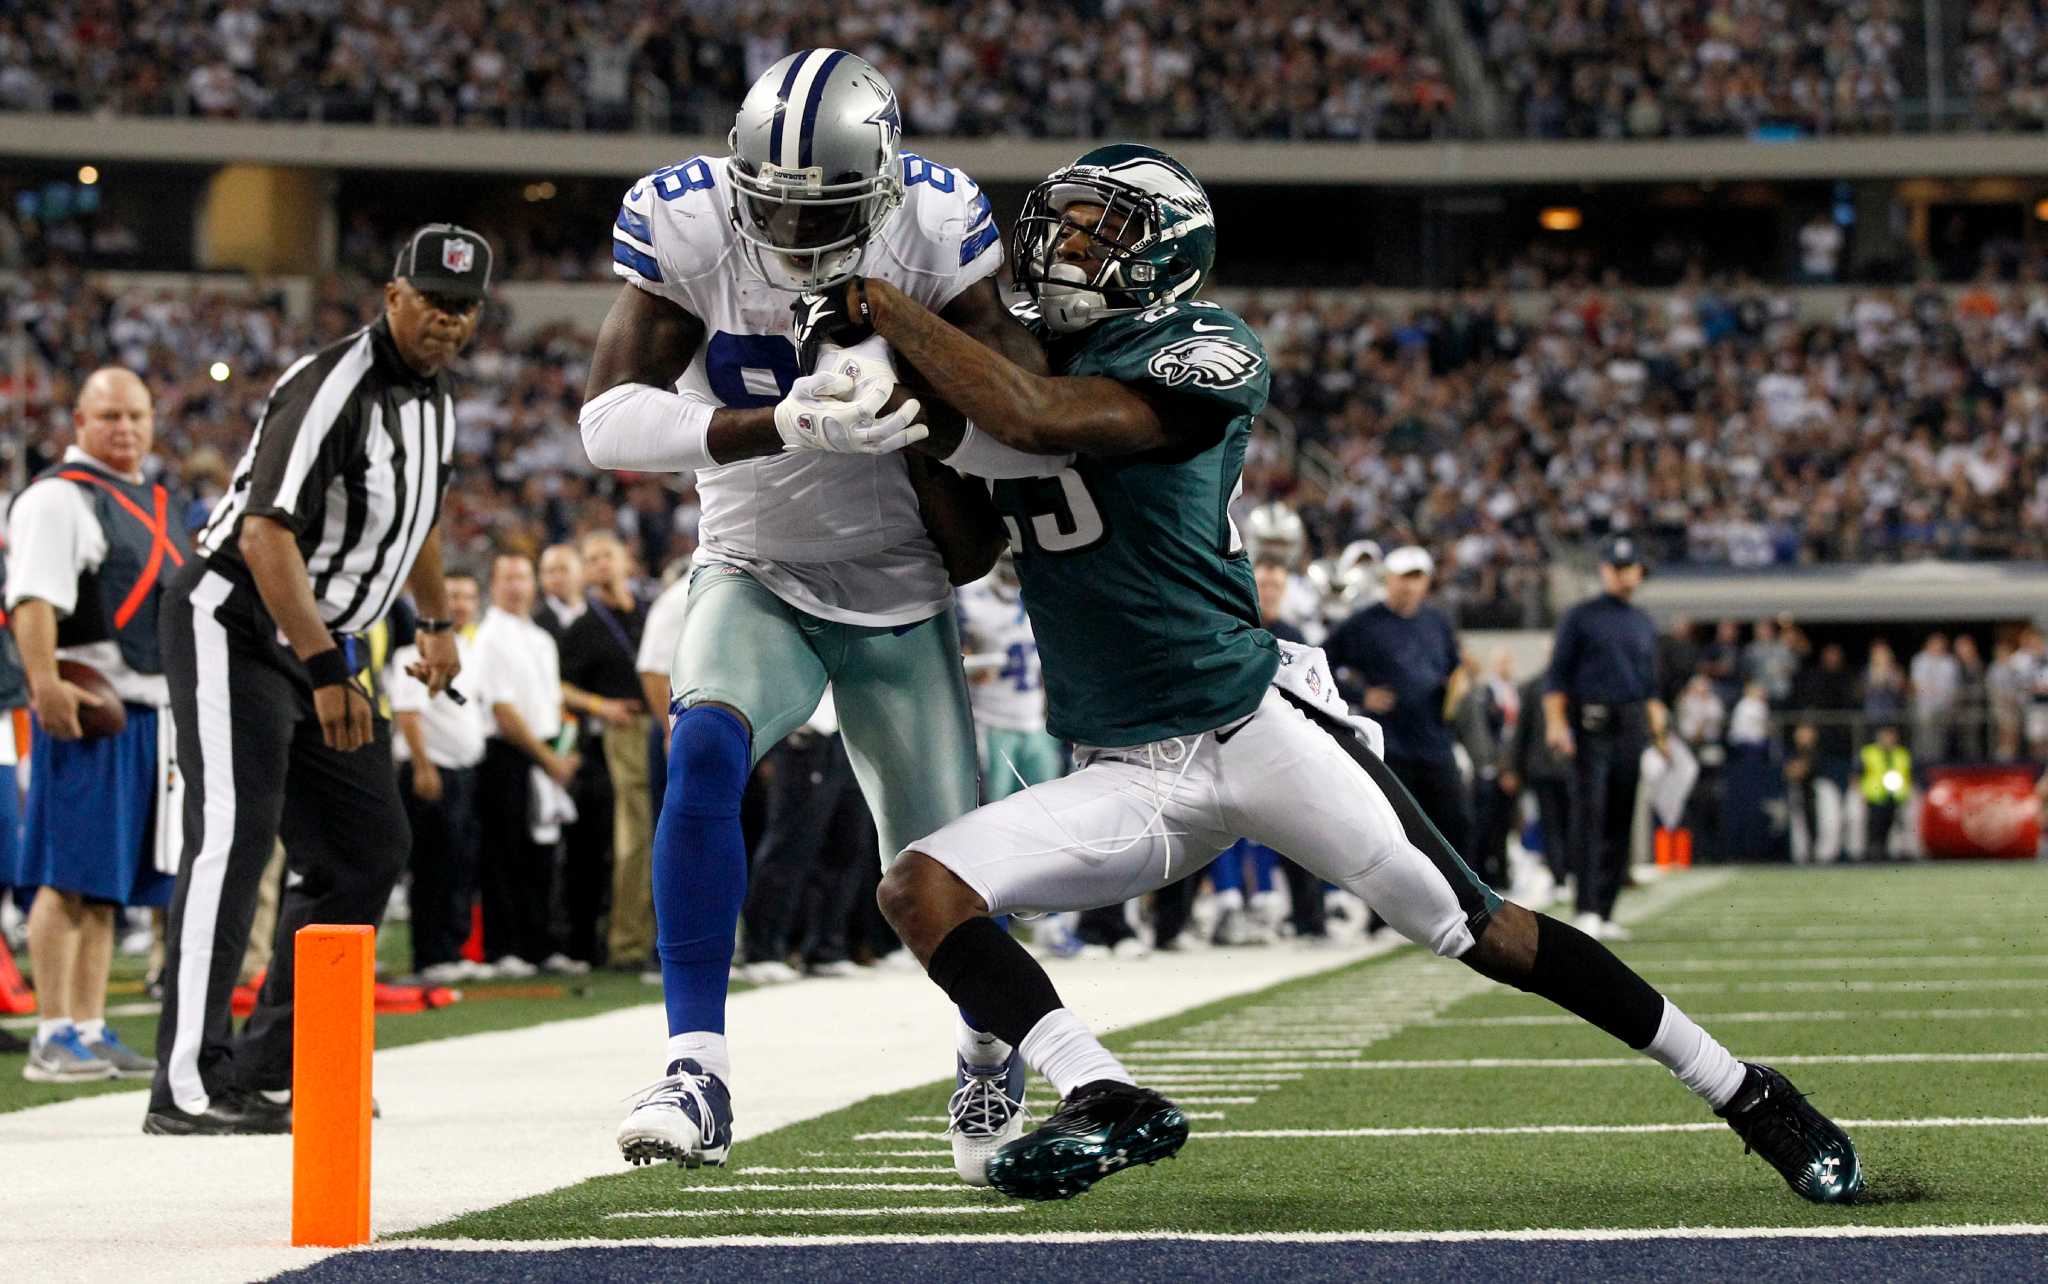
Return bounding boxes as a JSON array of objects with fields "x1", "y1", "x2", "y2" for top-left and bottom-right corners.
[{"x1": 57, "y1": 659, "x2": 127, "y2": 739}]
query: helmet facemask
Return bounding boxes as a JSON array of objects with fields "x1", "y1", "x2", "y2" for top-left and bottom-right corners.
[
  {"x1": 1012, "y1": 172, "x2": 1199, "y2": 333},
  {"x1": 728, "y1": 149, "x2": 903, "y2": 293}
]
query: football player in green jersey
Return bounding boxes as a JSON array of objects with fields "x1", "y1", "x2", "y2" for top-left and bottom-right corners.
[{"x1": 786, "y1": 143, "x2": 1862, "y2": 1208}]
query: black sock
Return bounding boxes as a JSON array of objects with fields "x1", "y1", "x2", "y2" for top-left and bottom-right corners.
[
  {"x1": 1510, "y1": 912, "x2": 1665, "y2": 1049},
  {"x1": 926, "y1": 918, "x2": 1064, "y2": 1048}
]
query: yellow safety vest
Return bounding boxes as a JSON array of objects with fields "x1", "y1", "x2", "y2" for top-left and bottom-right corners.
[{"x1": 1860, "y1": 743, "x2": 1911, "y2": 803}]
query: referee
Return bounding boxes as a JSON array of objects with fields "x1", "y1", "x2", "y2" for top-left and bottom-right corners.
[
  {"x1": 1542, "y1": 536, "x2": 1666, "y2": 943},
  {"x1": 146, "y1": 225, "x2": 492, "y2": 1134}
]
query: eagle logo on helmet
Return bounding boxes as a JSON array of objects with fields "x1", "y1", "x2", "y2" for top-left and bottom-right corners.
[{"x1": 1147, "y1": 335, "x2": 1262, "y2": 390}]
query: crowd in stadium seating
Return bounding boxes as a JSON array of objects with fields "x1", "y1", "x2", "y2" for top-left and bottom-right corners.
[
  {"x1": 1472, "y1": 0, "x2": 1913, "y2": 139},
  {"x1": 1960, "y1": 0, "x2": 2048, "y2": 131},
  {"x1": 13, "y1": 0, "x2": 2042, "y2": 140},
  {"x1": 1243, "y1": 273, "x2": 2048, "y2": 610},
  {"x1": 3, "y1": 0, "x2": 1458, "y2": 141}
]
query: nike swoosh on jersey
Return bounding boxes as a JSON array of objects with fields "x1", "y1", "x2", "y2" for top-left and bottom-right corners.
[{"x1": 1190, "y1": 321, "x2": 1235, "y2": 333}]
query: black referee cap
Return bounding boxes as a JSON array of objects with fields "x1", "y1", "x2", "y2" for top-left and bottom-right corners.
[
  {"x1": 1601, "y1": 535, "x2": 1642, "y2": 568},
  {"x1": 394, "y1": 224, "x2": 493, "y2": 301}
]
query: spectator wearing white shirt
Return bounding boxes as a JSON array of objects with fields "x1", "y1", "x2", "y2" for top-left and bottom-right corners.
[
  {"x1": 471, "y1": 551, "x2": 579, "y2": 976},
  {"x1": 5, "y1": 367, "x2": 188, "y2": 1083},
  {"x1": 1908, "y1": 632, "x2": 1961, "y2": 765},
  {"x1": 390, "y1": 571, "x2": 487, "y2": 982}
]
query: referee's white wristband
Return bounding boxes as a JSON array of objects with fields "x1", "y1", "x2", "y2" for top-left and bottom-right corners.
[
  {"x1": 579, "y1": 382, "x2": 717, "y2": 472},
  {"x1": 942, "y1": 421, "x2": 1073, "y2": 479}
]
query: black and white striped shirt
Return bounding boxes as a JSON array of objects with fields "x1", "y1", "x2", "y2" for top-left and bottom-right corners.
[{"x1": 198, "y1": 318, "x2": 457, "y2": 636}]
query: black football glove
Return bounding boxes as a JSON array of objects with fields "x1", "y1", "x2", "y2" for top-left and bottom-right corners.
[{"x1": 792, "y1": 280, "x2": 875, "y2": 374}]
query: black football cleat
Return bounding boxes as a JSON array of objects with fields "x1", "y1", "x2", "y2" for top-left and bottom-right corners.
[
  {"x1": 1717, "y1": 1063, "x2": 1864, "y2": 1203},
  {"x1": 142, "y1": 1089, "x2": 292, "y2": 1136},
  {"x1": 985, "y1": 1079, "x2": 1188, "y2": 1201}
]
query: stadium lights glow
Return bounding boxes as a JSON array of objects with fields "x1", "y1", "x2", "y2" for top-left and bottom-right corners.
[
  {"x1": 523, "y1": 181, "x2": 558, "y2": 201},
  {"x1": 1539, "y1": 207, "x2": 1583, "y2": 232},
  {"x1": 209, "y1": 362, "x2": 231, "y2": 382},
  {"x1": 77, "y1": 165, "x2": 99, "y2": 185},
  {"x1": 2036, "y1": 198, "x2": 2048, "y2": 222}
]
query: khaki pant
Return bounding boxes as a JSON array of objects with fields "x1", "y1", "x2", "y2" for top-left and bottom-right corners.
[{"x1": 605, "y1": 717, "x2": 657, "y2": 963}]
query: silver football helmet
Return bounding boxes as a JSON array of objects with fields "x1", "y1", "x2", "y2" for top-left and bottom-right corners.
[
  {"x1": 1246, "y1": 502, "x2": 1307, "y2": 568},
  {"x1": 728, "y1": 49, "x2": 905, "y2": 292}
]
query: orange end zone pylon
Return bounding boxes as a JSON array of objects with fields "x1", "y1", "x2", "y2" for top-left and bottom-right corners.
[
  {"x1": 292, "y1": 925, "x2": 375, "y2": 1248},
  {"x1": 0, "y1": 932, "x2": 35, "y2": 1015}
]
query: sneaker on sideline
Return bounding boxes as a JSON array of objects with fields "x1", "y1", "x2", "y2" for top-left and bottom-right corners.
[
  {"x1": 491, "y1": 955, "x2": 539, "y2": 979},
  {"x1": 541, "y1": 953, "x2": 592, "y2": 977},
  {"x1": 24, "y1": 1027, "x2": 117, "y2": 1083}
]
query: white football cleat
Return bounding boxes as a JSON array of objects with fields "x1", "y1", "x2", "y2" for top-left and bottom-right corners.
[
  {"x1": 618, "y1": 1058, "x2": 734, "y2": 1169},
  {"x1": 948, "y1": 1055, "x2": 1028, "y2": 1186}
]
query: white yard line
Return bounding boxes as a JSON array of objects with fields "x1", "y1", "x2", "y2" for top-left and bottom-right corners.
[
  {"x1": 604, "y1": 1205, "x2": 1025, "y2": 1220},
  {"x1": 1194, "y1": 1116, "x2": 2048, "y2": 1139},
  {"x1": 1664, "y1": 977, "x2": 2048, "y2": 994},
  {"x1": 6, "y1": 934, "x2": 1392, "y2": 1283},
  {"x1": 1426, "y1": 1007, "x2": 2048, "y2": 1027},
  {"x1": 1120, "y1": 1052, "x2": 2048, "y2": 1072}
]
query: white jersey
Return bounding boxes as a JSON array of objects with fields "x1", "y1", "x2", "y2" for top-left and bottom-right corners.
[
  {"x1": 1279, "y1": 573, "x2": 1325, "y2": 645},
  {"x1": 956, "y1": 577, "x2": 1045, "y2": 733},
  {"x1": 611, "y1": 152, "x2": 1004, "y2": 627}
]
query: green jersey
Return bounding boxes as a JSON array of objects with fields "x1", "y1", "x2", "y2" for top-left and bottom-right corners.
[{"x1": 991, "y1": 301, "x2": 1278, "y2": 747}]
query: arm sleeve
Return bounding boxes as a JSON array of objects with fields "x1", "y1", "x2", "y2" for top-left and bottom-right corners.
[
  {"x1": 580, "y1": 381, "x2": 718, "y2": 472},
  {"x1": 242, "y1": 346, "x2": 368, "y2": 531},
  {"x1": 942, "y1": 421, "x2": 1075, "y2": 479},
  {"x1": 2, "y1": 481, "x2": 100, "y2": 616}
]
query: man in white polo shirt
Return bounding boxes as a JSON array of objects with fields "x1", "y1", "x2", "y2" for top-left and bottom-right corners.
[
  {"x1": 470, "y1": 551, "x2": 579, "y2": 977},
  {"x1": 389, "y1": 570, "x2": 487, "y2": 983}
]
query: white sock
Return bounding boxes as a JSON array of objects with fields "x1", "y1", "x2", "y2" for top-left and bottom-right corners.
[
  {"x1": 665, "y1": 1032, "x2": 731, "y2": 1084},
  {"x1": 1018, "y1": 1008, "x2": 1133, "y2": 1098},
  {"x1": 37, "y1": 1018, "x2": 72, "y2": 1043},
  {"x1": 956, "y1": 1014, "x2": 1013, "y2": 1072},
  {"x1": 74, "y1": 1018, "x2": 106, "y2": 1043},
  {"x1": 1214, "y1": 888, "x2": 1245, "y2": 912},
  {"x1": 1644, "y1": 999, "x2": 1748, "y2": 1109}
]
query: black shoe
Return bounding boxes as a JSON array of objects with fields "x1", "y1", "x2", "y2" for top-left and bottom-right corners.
[
  {"x1": 143, "y1": 1089, "x2": 283, "y2": 1136},
  {"x1": 0, "y1": 1025, "x2": 27, "y2": 1054},
  {"x1": 1717, "y1": 1063, "x2": 1864, "y2": 1204},
  {"x1": 985, "y1": 1079, "x2": 1188, "y2": 1201}
]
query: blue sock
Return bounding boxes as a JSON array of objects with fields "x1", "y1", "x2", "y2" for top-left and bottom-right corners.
[
  {"x1": 654, "y1": 705, "x2": 752, "y2": 1038},
  {"x1": 1251, "y1": 843, "x2": 1279, "y2": 895}
]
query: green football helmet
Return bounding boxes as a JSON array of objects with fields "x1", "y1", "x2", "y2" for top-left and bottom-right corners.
[{"x1": 1011, "y1": 143, "x2": 1216, "y2": 334}]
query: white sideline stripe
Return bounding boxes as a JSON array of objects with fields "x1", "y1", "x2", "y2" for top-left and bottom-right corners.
[
  {"x1": 832, "y1": 1150, "x2": 957, "y2": 1158},
  {"x1": 739, "y1": 1167, "x2": 954, "y2": 1175},
  {"x1": 1192, "y1": 1116, "x2": 2048, "y2": 1140},
  {"x1": 166, "y1": 569, "x2": 237, "y2": 1114},
  {"x1": 1124, "y1": 1052, "x2": 2048, "y2": 1072},
  {"x1": 1171, "y1": 1097, "x2": 1262, "y2": 1105},
  {"x1": 381, "y1": 1223, "x2": 2048, "y2": 1251},
  {"x1": 641, "y1": 1183, "x2": 969, "y2": 1194},
  {"x1": 1428, "y1": 1008, "x2": 2048, "y2": 1028},
  {"x1": 605, "y1": 1205, "x2": 1026, "y2": 1221},
  {"x1": 1666, "y1": 978, "x2": 2048, "y2": 995},
  {"x1": 1625, "y1": 934, "x2": 2000, "y2": 952}
]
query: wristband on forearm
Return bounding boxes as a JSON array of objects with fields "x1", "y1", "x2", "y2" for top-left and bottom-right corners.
[
  {"x1": 416, "y1": 617, "x2": 453, "y2": 634},
  {"x1": 304, "y1": 646, "x2": 351, "y2": 688}
]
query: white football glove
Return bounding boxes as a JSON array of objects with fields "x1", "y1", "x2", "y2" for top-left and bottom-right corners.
[{"x1": 773, "y1": 371, "x2": 927, "y2": 456}]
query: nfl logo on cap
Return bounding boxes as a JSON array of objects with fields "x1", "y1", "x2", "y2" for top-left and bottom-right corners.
[{"x1": 442, "y1": 239, "x2": 475, "y2": 273}]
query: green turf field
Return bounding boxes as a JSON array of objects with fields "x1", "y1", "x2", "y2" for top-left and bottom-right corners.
[
  {"x1": 0, "y1": 922, "x2": 684, "y2": 1115},
  {"x1": 414, "y1": 862, "x2": 2048, "y2": 1241}
]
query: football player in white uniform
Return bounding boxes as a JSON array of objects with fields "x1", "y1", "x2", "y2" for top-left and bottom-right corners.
[
  {"x1": 956, "y1": 553, "x2": 1062, "y2": 800},
  {"x1": 581, "y1": 49, "x2": 1042, "y2": 1184},
  {"x1": 1245, "y1": 501, "x2": 1323, "y2": 643}
]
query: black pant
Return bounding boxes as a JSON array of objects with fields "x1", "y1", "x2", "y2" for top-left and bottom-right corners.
[
  {"x1": 400, "y1": 761, "x2": 478, "y2": 972},
  {"x1": 1278, "y1": 856, "x2": 1327, "y2": 936},
  {"x1": 151, "y1": 564, "x2": 409, "y2": 1108},
  {"x1": 478, "y1": 740, "x2": 561, "y2": 964},
  {"x1": 1866, "y1": 800, "x2": 1898, "y2": 860},
  {"x1": 1571, "y1": 730, "x2": 1643, "y2": 919},
  {"x1": 1469, "y1": 773, "x2": 1514, "y2": 891},
  {"x1": 1527, "y1": 775, "x2": 1573, "y2": 884},
  {"x1": 1385, "y1": 757, "x2": 1473, "y2": 862},
  {"x1": 742, "y1": 734, "x2": 873, "y2": 966},
  {"x1": 558, "y1": 730, "x2": 613, "y2": 965}
]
